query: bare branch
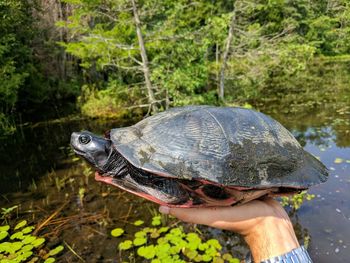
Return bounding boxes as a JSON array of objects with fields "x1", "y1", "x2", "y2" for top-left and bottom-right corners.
[{"x1": 131, "y1": 0, "x2": 159, "y2": 113}]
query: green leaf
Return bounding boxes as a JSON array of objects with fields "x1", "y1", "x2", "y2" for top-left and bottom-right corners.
[
  {"x1": 198, "y1": 243, "x2": 208, "y2": 251},
  {"x1": 21, "y1": 244, "x2": 34, "y2": 252},
  {"x1": 137, "y1": 245, "x2": 156, "y2": 259},
  {"x1": 21, "y1": 251, "x2": 33, "y2": 260},
  {"x1": 155, "y1": 242, "x2": 170, "y2": 258},
  {"x1": 0, "y1": 231, "x2": 8, "y2": 241},
  {"x1": 134, "y1": 220, "x2": 144, "y2": 226},
  {"x1": 158, "y1": 227, "x2": 169, "y2": 233},
  {"x1": 48, "y1": 245, "x2": 64, "y2": 256},
  {"x1": 183, "y1": 248, "x2": 197, "y2": 259},
  {"x1": 151, "y1": 216, "x2": 161, "y2": 226},
  {"x1": 14, "y1": 220, "x2": 27, "y2": 230},
  {"x1": 169, "y1": 227, "x2": 183, "y2": 236},
  {"x1": 111, "y1": 228, "x2": 124, "y2": 237},
  {"x1": 0, "y1": 225, "x2": 10, "y2": 232},
  {"x1": 21, "y1": 226, "x2": 34, "y2": 234},
  {"x1": 206, "y1": 239, "x2": 222, "y2": 250},
  {"x1": 150, "y1": 230, "x2": 160, "y2": 239},
  {"x1": 118, "y1": 240, "x2": 133, "y2": 250},
  {"x1": 194, "y1": 255, "x2": 203, "y2": 262},
  {"x1": 10, "y1": 232, "x2": 24, "y2": 240},
  {"x1": 213, "y1": 257, "x2": 224, "y2": 263},
  {"x1": 11, "y1": 241, "x2": 23, "y2": 251},
  {"x1": 135, "y1": 230, "x2": 147, "y2": 238},
  {"x1": 44, "y1": 258, "x2": 56, "y2": 263},
  {"x1": 133, "y1": 237, "x2": 147, "y2": 246},
  {"x1": 22, "y1": 235, "x2": 36, "y2": 244},
  {"x1": 202, "y1": 254, "x2": 212, "y2": 262},
  {"x1": 229, "y1": 258, "x2": 240, "y2": 263},
  {"x1": 31, "y1": 237, "x2": 45, "y2": 247},
  {"x1": 222, "y1": 253, "x2": 232, "y2": 260}
]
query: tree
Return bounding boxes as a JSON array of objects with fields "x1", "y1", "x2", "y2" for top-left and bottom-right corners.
[
  {"x1": 57, "y1": 0, "x2": 350, "y2": 117},
  {"x1": 0, "y1": 0, "x2": 36, "y2": 135}
]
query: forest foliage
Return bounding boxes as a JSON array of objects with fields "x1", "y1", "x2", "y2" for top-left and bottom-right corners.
[{"x1": 1, "y1": 0, "x2": 350, "y2": 135}]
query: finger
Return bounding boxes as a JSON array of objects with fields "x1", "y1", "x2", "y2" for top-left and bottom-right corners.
[{"x1": 159, "y1": 201, "x2": 265, "y2": 231}]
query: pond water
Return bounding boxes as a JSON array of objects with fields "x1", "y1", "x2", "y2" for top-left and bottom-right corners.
[{"x1": 0, "y1": 62, "x2": 349, "y2": 262}]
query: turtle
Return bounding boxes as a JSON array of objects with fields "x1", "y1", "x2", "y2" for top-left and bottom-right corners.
[{"x1": 70, "y1": 106, "x2": 328, "y2": 207}]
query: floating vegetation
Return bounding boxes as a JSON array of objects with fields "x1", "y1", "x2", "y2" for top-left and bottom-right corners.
[
  {"x1": 334, "y1": 158, "x2": 344, "y2": 164},
  {"x1": 1, "y1": 206, "x2": 18, "y2": 223},
  {"x1": 281, "y1": 191, "x2": 315, "y2": 210},
  {"x1": 111, "y1": 215, "x2": 240, "y2": 263},
  {"x1": 0, "y1": 219, "x2": 64, "y2": 263}
]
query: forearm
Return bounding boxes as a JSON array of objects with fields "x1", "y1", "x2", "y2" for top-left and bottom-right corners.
[{"x1": 244, "y1": 215, "x2": 300, "y2": 262}]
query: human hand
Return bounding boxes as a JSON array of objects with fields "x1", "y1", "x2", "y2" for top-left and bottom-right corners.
[{"x1": 159, "y1": 197, "x2": 300, "y2": 262}]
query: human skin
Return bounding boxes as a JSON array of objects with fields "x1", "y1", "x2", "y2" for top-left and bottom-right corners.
[{"x1": 159, "y1": 197, "x2": 300, "y2": 262}]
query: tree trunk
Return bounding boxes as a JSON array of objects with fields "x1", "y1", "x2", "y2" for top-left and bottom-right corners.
[
  {"x1": 131, "y1": 0, "x2": 158, "y2": 113},
  {"x1": 57, "y1": 0, "x2": 66, "y2": 80},
  {"x1": 219, "y1": 12, "x2": 236, "y2": 101}
]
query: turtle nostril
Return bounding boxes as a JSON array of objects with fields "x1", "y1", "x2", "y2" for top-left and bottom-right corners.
[{"x1": 79, "y1": 134, "x2": 91, "y2": 144}]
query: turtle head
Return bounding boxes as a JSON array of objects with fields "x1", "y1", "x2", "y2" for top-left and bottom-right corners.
[{"x1": 70, "y1": 131, "x2": 112, "y2": 172}]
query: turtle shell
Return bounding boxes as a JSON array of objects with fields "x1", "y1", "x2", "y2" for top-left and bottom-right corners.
[{"x1": 109, "y1": 106, "x2": 328, "y2": 189}]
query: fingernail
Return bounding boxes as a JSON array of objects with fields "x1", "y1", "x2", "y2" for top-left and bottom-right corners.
[{"x1": 159, "y1": 206, "x2": 170, "y2": 215}]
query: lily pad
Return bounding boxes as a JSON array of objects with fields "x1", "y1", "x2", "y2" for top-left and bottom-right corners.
[
  {"x1": 134, "y1": 220, "x2": 144, "y2": 226},
  {"x1": 135, "y1": 230, "x2": 147, "y2": 238},
  {"x1": 111, "y1": 228, "x2": 124, "y2": 237},
  {"x1": 133, "y1": 237, "x2": 147, "y2": 246},
  {"x1": 137, "y1": 245, "x2": 156, "y2": 259},
  {"x1": 151, "y1": 216, "x2": 161, "y2": 226},
  {"x1": 119, "y1": 240, "x2": 133, "y2": 250}
]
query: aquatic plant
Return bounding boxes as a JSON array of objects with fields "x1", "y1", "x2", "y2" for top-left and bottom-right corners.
[
  {"x1": 0, "y1": 219, "x2": 63, "y2": 262},
  {"x1": 111, "y1": 215, "x2": 240, "y2": 263},
  {"x1": 0, "y1": 206, "x2": 18, "y2": 223},
  {"x1": 280, "y1": 191, "x2": 315, "y2": 210}
]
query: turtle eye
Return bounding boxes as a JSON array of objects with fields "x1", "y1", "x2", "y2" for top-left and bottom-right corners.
[{"x1": 79, "y1": 134, "x2": 91, "y2": 144}]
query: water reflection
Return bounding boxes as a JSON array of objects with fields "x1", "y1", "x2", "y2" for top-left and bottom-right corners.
[{"x1": 0, "y1": 118, "x2": 135, "y2": 194}]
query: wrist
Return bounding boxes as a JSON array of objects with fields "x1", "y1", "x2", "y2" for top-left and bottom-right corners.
[{"x1": 243, "y1": 215, "x2": 300, "y2": 262}]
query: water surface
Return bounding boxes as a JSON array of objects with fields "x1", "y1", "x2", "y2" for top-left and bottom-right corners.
[{"x1": 1, "y1": 62, "x2": 349, "y2": 262}]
